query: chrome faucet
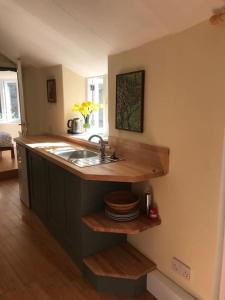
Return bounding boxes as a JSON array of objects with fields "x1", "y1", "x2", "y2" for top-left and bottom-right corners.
[{"x1": 88, "y1": 135, "x2": 106, "y2": 158}]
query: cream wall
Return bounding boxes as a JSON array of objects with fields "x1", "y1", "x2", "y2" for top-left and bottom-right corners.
[
  {"x1": 23, "y1": 67, "x2": 45, "y2": 134},
  {"x1": 0, "y1": 53, "x2": 15, "y2": 68},
  {"x1": 42, "y1": 65, "x2": 64, "y2": 134},
  {"x1": 108, "y1": 21, "x2": 225, "y2": 300},
  {"x1": 23, "y1": 65, "x2": 86, "y2": 134},
  {"x1": 23, "y1": 65, "x2": 64, "y2": 134},
  {"x1": 62, "y1": 66, "x2": 85, "y2": 132},
  {"x1": 0, "y1": 71, "x2": 17, "y2": 79}
]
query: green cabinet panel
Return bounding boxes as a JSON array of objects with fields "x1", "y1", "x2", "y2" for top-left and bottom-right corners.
[
  {"x1": 64, "y1": 173, "x2": 82, "y2": 267},
  {"x1": 48, "y1": 163, "x2": 66, "y2": 243},
  {"x1": 28, "y1": 151, "x2": 48, "y2": 223}
]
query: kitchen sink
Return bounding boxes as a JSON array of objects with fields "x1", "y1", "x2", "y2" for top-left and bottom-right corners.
[
  {"x1": 49, "y1": 148, "x2": 98, "y2": 160},
  {"x1": 46, "y1": 147, "x2": 121, "y2": 168}
]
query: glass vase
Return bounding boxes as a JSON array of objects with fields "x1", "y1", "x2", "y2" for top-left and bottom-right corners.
[{"x1": 83, "y1": 115, "x2": 91, "y2": 132}]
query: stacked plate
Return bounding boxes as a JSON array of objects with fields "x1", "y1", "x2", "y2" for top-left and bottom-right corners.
[
  {"x1": 104, "y1": 191, "x2": 140, "y2": 222},
  {"x1": 105, "y1": 207, "x2": 140, "y2": 221}
]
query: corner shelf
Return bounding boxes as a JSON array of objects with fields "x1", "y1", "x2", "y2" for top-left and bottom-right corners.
[
  {"x1": 82, "y1": 211, "x2": 161, "y2": 234},
  {"x1": 83, "y1": 242, "x2": 156, "y2": 279}
]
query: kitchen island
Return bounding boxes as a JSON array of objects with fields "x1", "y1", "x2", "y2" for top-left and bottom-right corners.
[{"x1": 15, "y1": 135, "x2": 169, "y2": 296}]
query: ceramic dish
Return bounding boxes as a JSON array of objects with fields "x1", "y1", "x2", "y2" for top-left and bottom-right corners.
[{"x1": 104, "y1": 190, "x2": 139, "y2": 213}]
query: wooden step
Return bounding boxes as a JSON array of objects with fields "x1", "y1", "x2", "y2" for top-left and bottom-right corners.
[
  {"x1": 83, "y1": 243, "x2": 156, "y2": 280},
  {"x1": 82, "y1": 211, "x2": 161, "y2": 234},
  {"x1": 0, "y1": 169, "x2": 18, "y2": 180}
]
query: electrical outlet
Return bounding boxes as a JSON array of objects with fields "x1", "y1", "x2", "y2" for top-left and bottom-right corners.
[{"x1": 172, "y1": 257, "x2": 191, "y2": 280}]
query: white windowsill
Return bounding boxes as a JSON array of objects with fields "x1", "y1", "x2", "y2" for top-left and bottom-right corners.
[
  {"x1": 64, "y1": 126, "x2": 108, "y2": 142},
  {"x1": 0, "y1": 121, "x2": 21, "y2": 125}
]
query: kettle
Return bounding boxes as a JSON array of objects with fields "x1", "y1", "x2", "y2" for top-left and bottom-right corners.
[{"x1": 67, "y1": 118, "x2": 83, "y2": 134}]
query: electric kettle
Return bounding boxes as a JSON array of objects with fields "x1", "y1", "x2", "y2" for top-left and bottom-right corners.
[{"x1": 67, "y1": 118, "x2": 83, "y2": 134}]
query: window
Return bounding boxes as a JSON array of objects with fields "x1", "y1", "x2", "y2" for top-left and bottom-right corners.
[
  {"x1": 87, "y1": 76, "x2": 106, "y2": 132},
  {"x1": 0, "y1": 79, "x2": 20, "y2": 123}
]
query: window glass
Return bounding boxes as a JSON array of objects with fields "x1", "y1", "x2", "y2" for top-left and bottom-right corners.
[
  {"x1": 87, "y1": 76, "x2": 104, "y2": 130},
  {"x1": 0, "y1": 93, "x2": 2, "y2": 120},
  {"x1": 98, "y1": 83, "x2": 103, "y2": 128},
  {"x1": 6, "y1": 82, "x2": 19, "y2": 120},
  {"x1": 0, "y1": 79, "x2": 20, "y2": 123}
]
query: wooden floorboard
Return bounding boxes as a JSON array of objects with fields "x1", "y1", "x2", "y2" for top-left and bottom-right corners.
[{"x1": 0, "y1": 179, "x2": 157, "y2": 300}]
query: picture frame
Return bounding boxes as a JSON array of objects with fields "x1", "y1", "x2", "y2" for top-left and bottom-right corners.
[
  {"x1": 116, "y1": 70, "x2": 145, "y2": 132},
  {"x1": 47, "y1": 79, "x2": 57, "y2": 103}
]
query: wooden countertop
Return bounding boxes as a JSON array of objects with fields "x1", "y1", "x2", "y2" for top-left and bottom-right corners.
[{"x1": 15, "y1": 135, "x2": 169, "y2": 183}]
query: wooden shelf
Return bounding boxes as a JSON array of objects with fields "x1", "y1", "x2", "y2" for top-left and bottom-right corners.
[
  {"x1": 82, "y1": 211, "x2": 161, "y2": 234},
  {"x1": 83, "y1": 243, "x2": 156, "y2": 279}
]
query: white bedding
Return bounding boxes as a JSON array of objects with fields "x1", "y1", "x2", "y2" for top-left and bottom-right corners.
[{"x1": 0, "y1": 132, "x2": 13, "y2": 147}]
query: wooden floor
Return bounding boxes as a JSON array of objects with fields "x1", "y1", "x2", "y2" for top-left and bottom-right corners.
[{"x1": 0, "y1": 179, "x2": 156, "y2": 300}]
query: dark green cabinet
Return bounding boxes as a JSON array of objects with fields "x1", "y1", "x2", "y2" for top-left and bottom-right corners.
[
  {"x1": 24, "y1": 147, "x2": 150, "y2": 296},
  {"x1": 48, "y1": 163, "x2": 82, "y2": 267},
  {"x1": 28, "y1": 150, "x2": 83, "y2": 267},
  {"x1": 64, "y1": 173, "x2": 82, "y2": 267},
  {"x1": 27, "y1": 149, "x2": 130, "y2": 271},
  {"x1": 48, "y1": 163, "x2": 66, "y2": 243}
]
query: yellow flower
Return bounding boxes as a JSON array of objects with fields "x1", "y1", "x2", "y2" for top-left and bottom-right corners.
[
  {"x1": 72, "y1": 104, "x2": 81, "y2": 112},
  {"x1": 72, "y1": 101, "x2": 100, "y2": 118},
  {"x1": 82, "y1": 102, "x2": 89, "y2": 108},
  {"x1": 79, "y1": 106, "x2": 89, "y2": 117},
  {"x1": 92, "y1": 103, "x2": 99, "y2": 112}
]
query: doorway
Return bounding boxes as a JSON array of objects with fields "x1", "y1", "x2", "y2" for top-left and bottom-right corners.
[
  {"x1": 0, "y1": 70, "x2": 20, "y2": 178},
  {"x1": 217, "y1": 130, "x2": 225, "y2": 300}
]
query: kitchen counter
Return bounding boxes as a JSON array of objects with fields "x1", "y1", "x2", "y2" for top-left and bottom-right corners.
[{"x1": 15, "y1": 135, "x2": 169, "y2": 183}]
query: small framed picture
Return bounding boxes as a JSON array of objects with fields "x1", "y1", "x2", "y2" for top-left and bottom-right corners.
[
  {"x1": 47, "y1": 79, "x2": 57, "y2": 103},
  {"x1": 116, "y1": 70, "x2": 145, "y2": 132}
]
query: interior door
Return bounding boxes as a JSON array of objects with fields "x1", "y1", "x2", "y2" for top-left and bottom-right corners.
[{"x1": 17, "y1": 59, "x2": 27, "y2": 136}]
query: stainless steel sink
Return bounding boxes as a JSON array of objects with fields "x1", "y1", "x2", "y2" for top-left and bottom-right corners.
[
  {"x1": 50, "y1": 148, "x2": 98, "y2": 160},
  {"x1": 46, "y1": 147, "x2": 121, "y2": 168}
]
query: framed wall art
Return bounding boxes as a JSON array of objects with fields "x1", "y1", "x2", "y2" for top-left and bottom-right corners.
[
  {"x1": 116, "y1": 70, "x2": 145, "y2": 132},
  {"x1": 47, "y1": 79, "x2": 57, "y2": 103}
]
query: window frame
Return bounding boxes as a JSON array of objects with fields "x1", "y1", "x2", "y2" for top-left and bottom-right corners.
[
  {"x1": 87, "y1": 75, "x2": 107, "y2": 134},
  {"x1": 0, "y1": 78, "x2": 21, "y2": 124}
]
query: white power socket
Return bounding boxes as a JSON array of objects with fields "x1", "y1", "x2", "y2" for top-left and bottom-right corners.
[{"x1": 172, "y1": 257, "x2": 191, "y2": 280}]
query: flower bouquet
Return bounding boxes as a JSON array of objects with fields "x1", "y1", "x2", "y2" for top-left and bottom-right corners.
[{"x1": 72, "y1": 101, "x2": 99, "y2": 130}]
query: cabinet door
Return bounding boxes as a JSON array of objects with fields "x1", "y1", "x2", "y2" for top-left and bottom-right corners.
[
  {"x1": 64, "y1": 172, "x2": 82, "y2": 267},
  {"x1": 48, "y1": 162, "x2": 66, "y2": 244},
  {"x1": 28, "y1": 151, "x2": 48, "y2": 223}
]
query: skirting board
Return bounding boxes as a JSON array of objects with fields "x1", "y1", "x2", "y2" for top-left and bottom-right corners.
[{"x1": 147, "y1": 270, "x2": 197, "y2": 300}]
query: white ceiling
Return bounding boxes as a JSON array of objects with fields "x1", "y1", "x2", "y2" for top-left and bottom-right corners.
[{"x1": 0, "y1": 0, "x2": 223, "y2": 76}]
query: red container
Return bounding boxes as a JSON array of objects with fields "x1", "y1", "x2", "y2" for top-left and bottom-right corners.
[{"x1": 149, "y1": 207, "x2": 159, "y2": 221}]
